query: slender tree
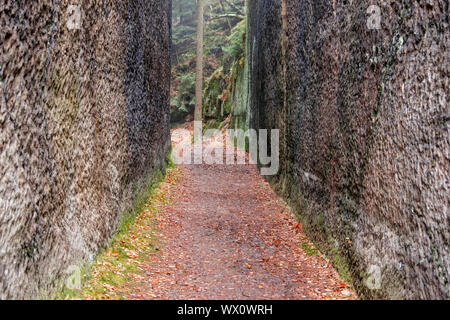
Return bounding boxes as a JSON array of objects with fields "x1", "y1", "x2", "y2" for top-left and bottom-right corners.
[{"x1": 194, "y1": 0, "x2": 204, "y2": 122}]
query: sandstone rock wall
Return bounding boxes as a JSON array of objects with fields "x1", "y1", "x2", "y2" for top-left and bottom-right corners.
[
  {"x1": 247, "y1": 0, "x2": 448, "y2": 299},
  {"x1": 0, "y1": 0, "x2": 171, "y2": 299}
]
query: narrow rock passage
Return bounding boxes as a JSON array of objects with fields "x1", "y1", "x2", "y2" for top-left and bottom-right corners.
[{"x1": 124, "y1": 123, "x2": 355, "y2": 300}]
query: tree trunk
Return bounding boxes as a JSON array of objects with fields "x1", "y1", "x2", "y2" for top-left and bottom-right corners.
[{"x1": 194, "y1": 0, "x2": 204, "y2": 122}]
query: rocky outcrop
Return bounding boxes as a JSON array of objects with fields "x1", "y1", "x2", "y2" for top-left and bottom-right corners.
[
  {"x1": 246, "y1": 0, "x2": 448, "y2": 299},
  {"x1": 0, "y1": 0, "x2": 171, "y2": 299}
]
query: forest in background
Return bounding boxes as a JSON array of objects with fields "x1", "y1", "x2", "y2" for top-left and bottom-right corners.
[{"x1": 171, "y1": 0, "x2": 246, "y2": 124}]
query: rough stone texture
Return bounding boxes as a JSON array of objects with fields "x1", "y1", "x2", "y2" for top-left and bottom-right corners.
[
  {"x1": 247, "y1": 0, "x2": 448, "y2": 299},
  {"x1": 230, "y1": 57, "x2": 251, "y2": 132},
  {"x1": 0, "y1": 0, "x2": 171, "y2": 299}
]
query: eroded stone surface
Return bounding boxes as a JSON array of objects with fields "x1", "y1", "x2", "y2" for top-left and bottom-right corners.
[
  {"x1": 0, "y1": 1, "x2": 171, "y2": 299},
  {"x1": 246, "y1": 0, "x2": 448, "y2": 299}
]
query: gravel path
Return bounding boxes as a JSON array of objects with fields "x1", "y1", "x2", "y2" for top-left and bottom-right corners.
[{"x1": 124, "y1": 123, "x2": 355, "y2": 300}]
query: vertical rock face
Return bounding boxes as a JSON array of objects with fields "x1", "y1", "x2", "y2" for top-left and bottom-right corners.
[
  {"x1": 0, "y1": 1, "x2": 171, "y2": 299},
  {"x1": 247, "y1": 0, "x2": 448, "y2": 299}
]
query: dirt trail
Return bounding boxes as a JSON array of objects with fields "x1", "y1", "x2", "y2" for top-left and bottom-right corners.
[{"x1": 122, "y1": 123, "x2": 355, "y2": 300}]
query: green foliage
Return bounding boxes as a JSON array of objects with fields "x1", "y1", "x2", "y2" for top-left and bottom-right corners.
[
  {"x1": 172, "y1": 0, "x2": 196, "y2": 22},
  {"x1": 202, "y1": 17, "x2": 246, "y2": 121},
  {"x1": 300, "y1": 238, "x2": 321, "y2": 256},
  {"x1": 203, "y1": 67, "x2": 228, "y2": 119},
  {"x1": 171, "y1": 0, "x2": 246, "y2": 123},
  {"x1": 171, "y1": 72, "x2": 196, "y2": 122},
  {"x1": 223, "y1": 19, "x2": 246, "y2": 68},
  {"x1": 179, "y1": 72, "x2": 196, "y2": 104}
]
